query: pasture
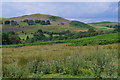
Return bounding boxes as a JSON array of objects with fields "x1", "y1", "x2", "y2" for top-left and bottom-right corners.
[{"x1": 2, "y1": 43, "x2": 119, "y2": 78}]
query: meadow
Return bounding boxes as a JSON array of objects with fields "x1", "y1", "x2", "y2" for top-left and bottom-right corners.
[
  {"x1": 2, "y1": 32, "x2": 120, "y2": 78},
  {"x1": 1, "y1": 14, "x2": 119, "y2": 78},
  {"x1": 2, "y1": 43, "x2": 119, "y2": 78}
]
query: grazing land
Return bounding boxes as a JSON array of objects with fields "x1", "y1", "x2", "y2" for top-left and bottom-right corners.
[
  {"x1": 1, "y1": 14, "x2": 119, "y2": 78},
  {"x1": 2, "y1": 43, "x2": 119, "y2": 78}
]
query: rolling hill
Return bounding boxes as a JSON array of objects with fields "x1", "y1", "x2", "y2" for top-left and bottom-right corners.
[
  {"x1": 1, "y1": 13, "x2": 94, "y2": 34},
  {"x1": 89, "y1": 22, "x2": 118, "y2": 29}
]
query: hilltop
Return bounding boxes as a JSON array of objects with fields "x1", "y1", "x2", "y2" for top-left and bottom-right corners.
[
  {"x1": 2, "y1": 14, "x2": 69, "y2": 23},
  {"x1": 2, "y1": 13, "x2": 95, "y2": 33}
]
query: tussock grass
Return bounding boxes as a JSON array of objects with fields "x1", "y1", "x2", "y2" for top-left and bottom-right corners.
[{"x1": 2, "y1": 43, "x2": 119, "y2": 78}]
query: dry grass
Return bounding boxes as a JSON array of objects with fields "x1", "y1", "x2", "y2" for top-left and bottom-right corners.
[
  {"x1": 89, "y1": 24, "x2": 114, "y2": 30},
  {"x1": 2, "y1": 43, "x2": 119, "y2": 78},
  {"x1": 2, "y1": 43, "x2": 119, "y2": 65}
]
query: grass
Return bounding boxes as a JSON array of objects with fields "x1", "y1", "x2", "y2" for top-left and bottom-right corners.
[
  {"x1": 70, "y1": 21, "x2": 94, "y2": 29},
  {"x1": 2, "y1": 33, "x2": 119, "y2": 48},
  {"x1": 90, "y1": 22, "x2": 117, "y2": 27},
  {"x1": 19, "y1": 34, "x2": 34, "y2": 40},
  {"x1": 2, "y1": 43, "x2": 119, "y2": 78},
  {"x1": 2, "y1": 24, "x2": 87, "y2": 34}
]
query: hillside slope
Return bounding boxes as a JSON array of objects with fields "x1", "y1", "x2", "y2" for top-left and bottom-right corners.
[
  {"x1": 2, "y1": 14, "x2": 94, "y2": 33},
  {"x1": 89, "y1": 22, "x2": 118, "y2": 30}
]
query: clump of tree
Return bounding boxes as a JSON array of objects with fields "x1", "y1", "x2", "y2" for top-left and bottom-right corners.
[
  {"x1": 23, "y1": 19, "x2": 51, "y2": 25},
  {"x1": 46, "y1": 20, "x2": 51, "y2": 25},
  {"x1": 26, "y1": 29, "x2": 46, "y2": 43},
  {"x1": 106, "y1": 25, "x2": 120, "y2": 28},
  {"x1": 3, "y1": 20, "x2": 18, "y2": 25},
  {"x1": 113, "y1": 27, "x2": 120, "y2": 32},
  {"x1": 27, "y1": 20, "x2": 35, "y2": 25},
  {"x1": 35, "y1": 20, "x2": 41, "y2": 23},
  {"x1": 26, "y1": 28, "x2": 116, "y2": 43},
  {"x1": 2, "y1": 32, "x2": 21, "y2": 45},
  {"x1": 10, "y1": 20, "x2": 18, "y2": 25},
  {"x1": 4, "y1": 21, "x2": 10, "y2": 25}
]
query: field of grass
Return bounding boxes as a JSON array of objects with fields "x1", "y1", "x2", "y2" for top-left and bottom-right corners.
[
  {"x1": 2, "y1": 24, "x2": 87, "y2": 34},
  {"x1": 2, "y1": 14, "x2": 119, "y2": 78},
  {"x1": 90, "y1": 22, "x2": 117, "y2": 27},
  {"x1": 88, "y1": 24, "x2": 114, "y2": 30},
  {"x1": 2, "y1": 43, "x2": 119, "y2": 78},
  {"x1": 19, "y1": 34, "x2": 34, "y2": 40},
  {"x1": 2, "y1": 33, "x2": 119, "y2": 48}
]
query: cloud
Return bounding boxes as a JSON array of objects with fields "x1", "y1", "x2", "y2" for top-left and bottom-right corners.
[
  {"x1": 2, "y1": 2, "x2": 117, "y2": 19},
  {"x1": 2, "y1": 0, "x2": 119, "y2": 2}
]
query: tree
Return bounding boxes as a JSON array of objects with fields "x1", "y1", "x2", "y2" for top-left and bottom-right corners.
[
  {"x1": 88, "y1": 29, "x2": 96, "y2": 33},
  {"x1": 46, "y1": 20, "x2": 51, "y2": 25},
  {"x1": 23, "y1": 19, "x2": 29, "y2": 22},
  {"x1": 37, "y1": 29, "x2": 43, "y2": 33},
  {"x1": 26, "y1": 36, "x2": 29, "y2": 40},
  {"x1": 33, "y1": 33, "x2": 46, "y2": 41},
  {"x1": 40, "y1": 20, "x2": 46, "y2": 25},
  {"x1": 114, "y1": 28, "x2": 120, "y2": 32},
  {"x1": 11, "y1": 20, "x2": 18, "y2": 25},
  {"x1": 2, "y1": 33, "x2": 9, "y2": 45},
  {"x1": 8, "y1": 34, "x2": 21, "y2": 44},
  {"x1": 4, "y1": 21, "x2": 10, "y2": 25},
  {"x1": 2, "y1": 32, "x2": 21, "y2": 45},
  {"x1": 35, "y1": 20, "x2": 41, "y2": 23},
  {"x1": 27, "y1": 20, "x2": 35, "y2": 25}
]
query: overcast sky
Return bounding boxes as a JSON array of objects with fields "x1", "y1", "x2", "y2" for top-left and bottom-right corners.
[
  {"x1": 1, "y1": 2, "x2": 118, "y2": 23},
  {"x1": 2, "y1": 0, "x2": 119, "y2": 2}
]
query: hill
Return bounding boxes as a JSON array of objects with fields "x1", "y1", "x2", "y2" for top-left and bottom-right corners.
[
  {"x1": 2, "y1": 14, "x2": 69, "y2": 23},
  {"x1": 2, "y1": 14, "x2": 95, "y2": 33},
  {"x1": 89, "y1": 21, "x2": 118, "y2": 29}
]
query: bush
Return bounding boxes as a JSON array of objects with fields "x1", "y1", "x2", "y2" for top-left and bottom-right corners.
[{"x1": 2, "y1": 32, "x2": 21, "y2": 45}]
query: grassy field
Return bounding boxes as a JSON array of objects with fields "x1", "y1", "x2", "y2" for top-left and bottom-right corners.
[
  {"x1": 89, "y1": 22, "x2": 117, "y2": 28},
  {"x1": 19, "y1": 34, "x2": 34, "y2": 40},
  {"x1": 2, "y1": 32, "x2": 119, "y2": 78},
  {"x1": 2, "y1": 24, "x2": 88, "y2": 34},
  {"x1": 2, "y1": 43, "x2": 119, "y2": 78},
  {"x1": 2, "y1": 14, "x2": 119, "y2": 78}
]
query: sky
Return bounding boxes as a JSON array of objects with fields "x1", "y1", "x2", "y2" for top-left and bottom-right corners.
[
  {"x1": 2, "y1": 0, "x2": 119, "y2": 2},
  {"x1": 1, "y1": 2, "x2": 118, "y2": 23}
]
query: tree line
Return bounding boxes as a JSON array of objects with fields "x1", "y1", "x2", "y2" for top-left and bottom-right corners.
[
  {"x1": 26, "y1": 28, "x2": 119, "y2": 43},
  {"x1": 2, "y1": 19, "x2": 51, "y2": 26},
  {"x1": 23, "y1": 19, "x2": 51, "y2": 25},
  {"x1": 106, "y1": 25, "x2": 120, "y2": 28},
  {"x1": 2, "y1": 28, "x2": 120, "y2": 45}
]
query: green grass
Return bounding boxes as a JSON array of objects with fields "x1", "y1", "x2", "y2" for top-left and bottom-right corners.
[
  {"x1": 70, "y1": 21, "x2": 94, "y2": 29},
  {"x1": 2, "y1": 43, "x2": 119, "y2": 78},
  {"x1": 90, "y1": 22, "x2": 117, "y2": 27},
  {"x1": 19, "y1": 34, "x2": 34, "y2": 40},
  {"x1": 2, "y1": 33, "x2": 119, "y2": 48},
  {"x1": 90, "y1": 21, "x2": 114, "y2": 24}
]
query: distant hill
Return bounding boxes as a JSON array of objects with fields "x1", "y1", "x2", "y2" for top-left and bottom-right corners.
[
  {"x1": 90, "y1": 21, "x2": 114, "y2": 24},
  {"x1": 2, "y1": 13, "x2": 95, "y2": 33},
  {"x1": 2, "y1": 14, "x2": 69, "y2": 23},
  {"x1": 89, "y1": 21, "x2": 117, "y2": 30}
]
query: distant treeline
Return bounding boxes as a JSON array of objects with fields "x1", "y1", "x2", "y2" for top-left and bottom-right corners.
[
  {"x1": 23, "y1": 19, "x2": 51, "y2": 25},
  {"x1": 106, "y1": 25, "x2": 120, "y2": 28},
  {"x1": 2, "y1": 19, "x2": 51, "y2": 25},
  {"x1": 2, "y1": 28, "x2": 120, "y2": 45}
]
